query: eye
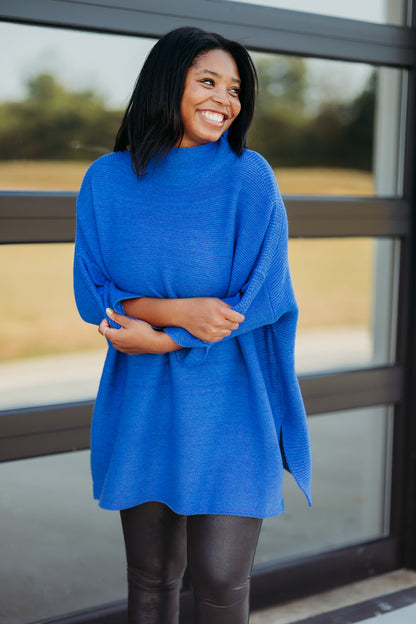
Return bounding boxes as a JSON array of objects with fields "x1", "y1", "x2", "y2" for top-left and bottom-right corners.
[
  {"x1": 230, "y1": 87, "x2": 240, "y2": 96},
  {"x1": 200, "y1": 78, "x2": 215, "y2": 86}
]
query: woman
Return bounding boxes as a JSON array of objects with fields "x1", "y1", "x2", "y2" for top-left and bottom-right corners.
[{"x1": 74, "y1": 26, "x2": 311, "y2": 624}]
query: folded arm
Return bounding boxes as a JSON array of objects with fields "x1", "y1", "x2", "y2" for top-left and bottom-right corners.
[
  {"x1": 95, "y1": 296, "x2": 244, "y2": 356},
  {"x1": 123, "y1": 296, "x2": 245, "y2": 342}
]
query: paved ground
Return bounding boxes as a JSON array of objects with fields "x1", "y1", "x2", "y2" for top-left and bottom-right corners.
[{"x1": 251, "y1": 570, "x2": 416, "y2": 623}]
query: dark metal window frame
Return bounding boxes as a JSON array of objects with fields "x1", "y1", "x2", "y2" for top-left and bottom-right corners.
[
  {"x1": 0, "y1": 0, "x2": 415, "y2": 618},
  {"x1": 0, "y1": 191, "x2": 409, "y2": 461}
]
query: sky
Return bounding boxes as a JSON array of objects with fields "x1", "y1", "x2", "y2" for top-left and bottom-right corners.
[
  {"x1": 0, "y1": 23, "x2": 156, "y2": 108},
  {"x1": 0, "y1": 0, "x2": 399, "y2": 109}
]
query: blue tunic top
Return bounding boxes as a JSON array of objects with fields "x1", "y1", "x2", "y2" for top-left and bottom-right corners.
[{"x1": 73, "y1": 136, "x2": 312, "y2": 517}]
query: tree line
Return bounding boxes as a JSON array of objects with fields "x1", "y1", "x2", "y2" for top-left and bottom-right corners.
[
  {"x1": 0, "y1": 60, "x2": 375, "y2": 170},
  {"x1": 249, "y1": 56, "x2": 375, "y2": 170}
]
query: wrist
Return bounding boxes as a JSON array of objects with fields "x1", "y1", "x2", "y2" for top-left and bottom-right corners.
[
  {"x1": 153, "y1": 329, "x2": 182, "y2": 353},
  {"x1": 170, "y1": 298, "x2": 190, "y2": 328}
]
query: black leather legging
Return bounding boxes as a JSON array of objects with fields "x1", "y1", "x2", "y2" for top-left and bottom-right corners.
[{"x1": 120, "y1": 501, "x2": 263, "y2": 624}]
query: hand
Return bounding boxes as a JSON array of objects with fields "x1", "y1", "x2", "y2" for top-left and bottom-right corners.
[
  {"x1": 181, "y1": 297, "x2": 245, "y2": 342},
  {"x1": 98, "y1": 309, "x2": 179, "y2": 354}
]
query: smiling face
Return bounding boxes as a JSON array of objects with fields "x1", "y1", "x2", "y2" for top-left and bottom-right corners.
[{"x1": 179, "y1": 48, "x2": 242, "y2": 148}]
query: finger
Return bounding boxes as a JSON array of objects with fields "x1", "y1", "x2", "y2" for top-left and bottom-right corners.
[
  {"x1": 225, "y1": 309, "x2": 245, "y2": 323},
  {"x1": 218, "y1": 300, "x2": 243, "y2": 318},
  {"x1": 101, "y1": 326, "x2": 120, "y2": 343},
  {"x1": 98, "y1": 319, "x2": 110, "y2": 337},
  {"x1": 106, "y1": 307, "x2": 128, "y2": 328}
]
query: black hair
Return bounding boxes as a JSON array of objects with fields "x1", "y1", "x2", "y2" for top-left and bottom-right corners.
[{"x1": 114, "y1": 26, "x2": 258, "y2": 176}]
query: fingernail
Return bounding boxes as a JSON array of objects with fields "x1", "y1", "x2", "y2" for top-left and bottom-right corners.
[{"x1": 106, "y1": 307, "x2": 114, "y2": 315}]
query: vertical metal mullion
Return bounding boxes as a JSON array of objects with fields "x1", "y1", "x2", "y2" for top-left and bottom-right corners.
[
  {"x1": 386, "y1": 0, "x2": 416, "y2": 560},
  {"x1": 398, "y1": 52, "x2": 416, "y2": 566},
  {"x1": 400, "y1": 0, "x2": 416, "y2": 562}
]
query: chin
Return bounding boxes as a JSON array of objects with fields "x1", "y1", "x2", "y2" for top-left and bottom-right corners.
[
  {"x1": 183, "y1": 125, "x2": 228, "y2": 147},
  {"x1": 201, "y1": 129, "x2": 226, "y2": 143}
]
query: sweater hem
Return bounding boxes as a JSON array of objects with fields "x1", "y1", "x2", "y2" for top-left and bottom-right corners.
[{"x1": 95, "y1": 495, "x2": 285, "y2": 519}]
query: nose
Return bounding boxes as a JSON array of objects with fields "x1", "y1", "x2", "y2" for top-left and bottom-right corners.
[{"x1": 212, "y1": 86, "x2": 230, "y2": 106}]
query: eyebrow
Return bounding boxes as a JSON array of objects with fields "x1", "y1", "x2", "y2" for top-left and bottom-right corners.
[{"x1": 196, "y1": 69, "x2": 241, "y2": 84}]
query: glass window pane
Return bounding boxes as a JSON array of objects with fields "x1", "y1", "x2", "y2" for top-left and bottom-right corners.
[
  {"x1": 0, "y1": 23, "x2": 405, "y2": 197},
  {"x1": 0, "y1": 244, "x2": 105, "y2": 411},
  {"x1": 1, "y1": 408, "x2": 393, "y2": 623},
  {"x1": 255, "y1": 405, "x2": 393, "y2": 567},
  {"x1": 292, "y1": 238, "x2": 398, "y2": 375},
  {"x1": 0, "y1": 451, "x2": 126, "y2": 624},
  {"x1": 222, "y1": 0, "x2": 408, "y2": 26},
  {"x1": 0, "y1": 22, "x2": 155, "y2": 191},
  {"x1": 0, "y1": 236, "x2": 399, "y2": 410},
  {"x1": 250, "y1": 53, "x2": 404, "y2": 197}
]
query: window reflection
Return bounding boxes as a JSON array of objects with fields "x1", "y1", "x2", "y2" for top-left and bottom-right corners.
[
  {"x1": 0, "y1": 237, "x2": 398, "y2": 410},
  {"x1": 0, "y1": 451, "x2": 126, "y2": 624},
  {"x1": 0, "y1": 21, "x2": 402, "y2": 408},
  {"x1": 256, "y1": 405, "x2": 392, "y2": 566},
  {"x1": 0, "y1": 243, "x2": 105, "y2": 411},
  {"x1": 250, "y1": 53, "x2": 376, "y2": 182},
  {"x1": 0, "y1": 22, "x2": 404, "y2": 196},
  {"x1": 0, "y1": 406, "x2": 392, "y2": 621},
  {"x1": 251, "y1": 53, "x2": 403, "y2": 196},
  {"x1": 291, "y1": 238, "x2": 398, "y2": 374},
  {"x1": 0, "y1": 21, "x2": 155, "y2": 191}
]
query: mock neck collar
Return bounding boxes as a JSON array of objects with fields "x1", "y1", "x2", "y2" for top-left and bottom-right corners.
[
  {"x1": 166, "y1": 135, "x2": 223, "y2": 162},
  {"x1": 147, "y1": 135, "x2": 233, "y2": 178}
]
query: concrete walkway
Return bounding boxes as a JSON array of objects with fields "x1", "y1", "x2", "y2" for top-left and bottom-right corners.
[{"x1": 251, "y1": 570, "x2": 416, "y2": 624}]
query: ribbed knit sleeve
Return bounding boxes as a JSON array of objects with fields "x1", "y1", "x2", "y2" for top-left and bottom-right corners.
[
  {"x1": 163, "y1": 179, "x2": 297, "y2": 358},
  {"x1": 73, "y1": 169, "x2": 139, "y2": 327}
]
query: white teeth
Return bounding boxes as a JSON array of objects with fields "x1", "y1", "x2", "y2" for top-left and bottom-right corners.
[{"x1": 201, "y1": 111, "x2": 225, "y2": 122}]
